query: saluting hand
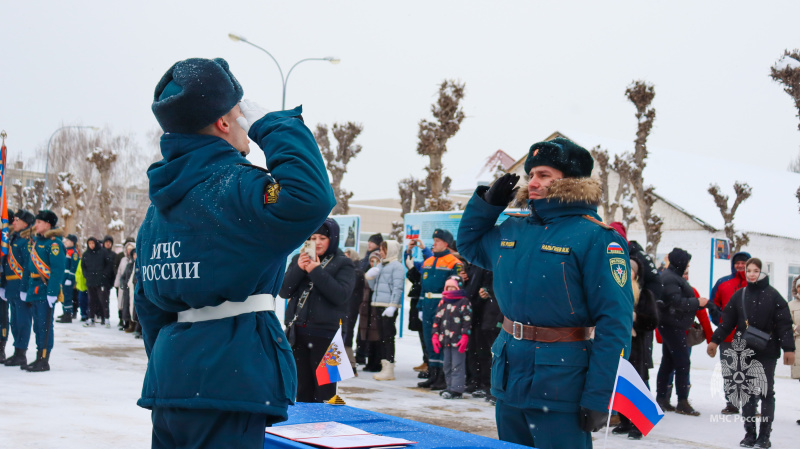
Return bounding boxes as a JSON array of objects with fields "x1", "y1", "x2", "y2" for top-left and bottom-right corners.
[{"x1": 483, "y1": 173, "x2": 520, "y2": 206}]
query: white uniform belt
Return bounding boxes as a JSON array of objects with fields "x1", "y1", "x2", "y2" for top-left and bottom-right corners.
[
  {"x1": 177, "y1": 294, "x2": 275, "y2": 323},
  {"x1": 424, "y1": 293, "x2": 443, "y2": 299}
]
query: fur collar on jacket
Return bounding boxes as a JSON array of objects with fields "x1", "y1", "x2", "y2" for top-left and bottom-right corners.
[
  {"x1": 515, "y1": 177, "x2": 602, "y2": 205},
  {"x1": 40, "y1": 228, "x2": 64, "y2": 239}
]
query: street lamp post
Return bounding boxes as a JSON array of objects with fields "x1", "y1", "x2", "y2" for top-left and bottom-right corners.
[
  {"x1": 44, "y1": 125, "x2": 98, "y2": 197},
  {"x1": 228, "y1": 33, "x2": 340, "y2": 110}
]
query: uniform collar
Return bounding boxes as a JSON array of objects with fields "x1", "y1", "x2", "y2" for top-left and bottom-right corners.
[{"x1": 527, "y1": 177, "x2": 602, "y2": 224}]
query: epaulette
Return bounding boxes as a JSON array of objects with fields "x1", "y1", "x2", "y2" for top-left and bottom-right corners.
[{"x1": 582, "y1": 215, "x2": 612, "y2": 230}]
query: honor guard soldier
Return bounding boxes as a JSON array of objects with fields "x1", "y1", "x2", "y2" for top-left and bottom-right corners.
[
  {"x1": 416, "y1": 229, "x2": 463, "y2": 390},
  {"x1": 458, "y1": 138, "x2": 634, "y2": 449},
  {"x1": 137, "y1": 58, "x2": 334, "y2": 449},
  {"x1": 2, "y1": 209, "x2": 35, "y2": 367},
  {"x1": 56, "y1": 234, "x2": 80, "y2": 323},
  {"x1": 20, "y1": 210, "x2": 66, "y2": 372}
]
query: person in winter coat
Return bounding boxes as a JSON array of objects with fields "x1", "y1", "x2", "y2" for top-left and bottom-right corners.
[
  {"x1": 432, "y1": 276, "x2": 472, "y2": 399},
  {"x1": 119, "y1": 247, "x2": 137, "y2": 333},
  {"x1": 708, "y1": 258, "x2": 795, "y2": 448},
  {"x1": 655, "y1": 248, "x2": 709, "y2": 416},
  {"x1": 612, "y1": 255, "x2": 659, "y2": 440},
  {"x1": 359, "y1": 233, "x2": 383, "y2": 272},
  {"x1": 1, "y1": 209, "x2": 35, "y2": 367},
  {"x1": 790, "y1": 276, "x2": 800, "y2": 426},
  {"x1": 114, "y1": 241, "x2": 136, "y2": 330},
  {"x1": 19, "y1": 210, "x2": 66, "y2": 372},
  {"x1": 417, "y1": 229, "x2": 462, "y2": 391},
  {"x1": 458, "y1": 138, "x2": 634, "y2": 448},
  {"x1": 365, "y1": 240, "x2": 404, "y2": 381},
  {"x1": 459, "y1": 261, "x2": 497, "y2": 398},
  {"x1": 81, "y1": 237, "x2": 112, "y2": 327},
  {"x1": 127, "y1": 250, "x2": 142, "y2": 338},
  {"x1": 359, "y1": 250, "x2": 382, "y2": 372},
  {"x1": 342, "y1": 249, "x2": 364, "y2": 373},
  {"x1": 281, "y1": 218, "x2": 355, "y2": 403},
  {"x1": 136, "y1": 57, "x2": 335, "y2": 448},
  {"x1": 710, "y1": 252, "x2": 751, "y2": 324},
  {"x1": 404, "y1": 240, "x2": 433, "y2": 375}
]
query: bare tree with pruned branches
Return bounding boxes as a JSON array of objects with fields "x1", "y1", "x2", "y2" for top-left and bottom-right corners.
[
  {"x1": 708, "y1": 182, "x2": 752, "y2": 253},
  {"x1": 769, "y1": 50, "x2": 800, "y2": 211},
  {"x1": 315, "y1": 122, "x2": 363, "y2": 215},
  {"x1": 624, "y1": 80, "x2": 662, "y2": 256},
  {"x1": 416, "y1": 80, "x2": 466, "y2": 212}
]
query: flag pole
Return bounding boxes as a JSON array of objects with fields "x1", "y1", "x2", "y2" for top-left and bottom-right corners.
[{"x1": 603, "y1": 357, "x2": 623, "y2": 449}]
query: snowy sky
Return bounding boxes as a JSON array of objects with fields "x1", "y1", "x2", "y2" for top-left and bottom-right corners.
[{"x1": 2, "y1": 1, "x2": 800, "y2": 200}]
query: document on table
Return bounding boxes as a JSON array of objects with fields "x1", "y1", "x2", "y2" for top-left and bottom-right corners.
[{"x1": 266, "y1": 421, "x2": 415, "y2": 448}]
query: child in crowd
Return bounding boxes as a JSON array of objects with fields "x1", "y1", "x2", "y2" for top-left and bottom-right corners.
[{"x1": 432, "y1": 276, "x2": 472, "y2": 399}]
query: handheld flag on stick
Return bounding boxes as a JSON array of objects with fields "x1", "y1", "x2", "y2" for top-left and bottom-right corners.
[
  {"x1": 315, "y1": 325, "x2": 355, "y2": 386},
  {"x1": 0, "y1": 131, "x2": 9, "y2": 258},
  {"x1": 605, "y1": 356, "x2": 664, "y2": 443}
]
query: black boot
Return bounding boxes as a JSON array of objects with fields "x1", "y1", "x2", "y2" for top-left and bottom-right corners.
[
  {"x1": 675, "y1": 399, "x2": 701, "y2": 416},
  {"x1": 24, "y1": 349, "x2": 50, "y2": 372},
  {"x1": 721, "y1": 402, "x2": 740, "y2": 415},
  {"x1": 3, "y1": 348, "x2": 26, "y2": 367},
  {"x1": 56, "y1": 314, "x2": 72, "y2": 324},
  {"x1": 627, "y1": 427, "x2": 643, "y2": 440},
  {"x1": 612, "y1": 419, "x2": 633, "y2": 435},
  {"x1": 656, "y1": 384, "x2": 676, "y2": 412},
  {"x1": 430, "y1": 368, "x2": 447, "y2": 390},
  {"x1": 0, "y1": 341, "x2": 6, "y2": 364},
  {"x1": 740, "y1": 423, "x2": 757, "y2": 447},
  {"x1": 754, "y1": 422, "x2": 771, "y2": 448},
  {"x1": 417, "y1": 366, "x2": 439, "y2": 388}
]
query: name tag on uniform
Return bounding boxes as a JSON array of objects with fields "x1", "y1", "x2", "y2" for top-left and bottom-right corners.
[
  {"x1": 541, "y1": 244, "x2": 570, "y2": 255},
  {"x1": 500, "y1": 239, "x2": 516, "y2": 249}
]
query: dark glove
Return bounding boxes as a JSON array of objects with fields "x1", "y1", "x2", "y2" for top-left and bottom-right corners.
[
  {"x1": 482, "y1": 173, "x2": 520, "y2": 206},
  {"x1": 579, "y1": 407, "x2": 608, "y2": 433}
]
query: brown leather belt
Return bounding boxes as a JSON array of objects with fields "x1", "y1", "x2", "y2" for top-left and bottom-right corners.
[{"x1": 502, "y1": 317, "x2": 591, "y2": 342}]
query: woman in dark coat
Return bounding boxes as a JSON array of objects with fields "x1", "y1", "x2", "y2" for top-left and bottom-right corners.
[
  {"x1": 613, "y1": 256, "x2": 659, "y2": 440},
  {"x1": 280, "y1": 219, "x2": 355, "y2": 403},
  {"x1": 708, "y1": 258, "x2": 795, "y2": 448}
]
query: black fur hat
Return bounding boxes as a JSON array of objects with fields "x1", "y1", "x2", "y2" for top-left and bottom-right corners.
[
  {"x1": 35, "y1": 210, "x2": 58, "y2": 228},
  {"x1": 432, "y1": 228, "x2": 454, "y2": 247},
  {"x1": 15, "y1": 209, "x2": 34, "y2": 226},
  {"x1": 66, "y1": 234, "x2": 78, "y2": 245},
  {"x1": 668, "y1": 247, "x2": 692, "y2": 275},
  {"x1": 152, "y1": 58, "x2": 244, "y2": 133},
  {"x1": 524, "y1": 137, "x2": 593, "y2": 178}
]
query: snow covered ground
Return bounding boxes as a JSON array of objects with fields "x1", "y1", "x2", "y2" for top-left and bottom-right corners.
[{"x1": 2, "y1": 294, "x2": 798, "y2": 448}]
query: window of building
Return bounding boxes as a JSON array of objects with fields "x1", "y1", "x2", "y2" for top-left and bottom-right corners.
[
  {"x1": 788, "y1": 265, "x2": 800, "y2": 300},
  {"x1": 764, "y1": 262, "x2": 774, "y2": 285}
]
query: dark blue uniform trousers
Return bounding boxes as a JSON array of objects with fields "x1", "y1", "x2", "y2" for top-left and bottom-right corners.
[
  {"x1": 421, "y1": 298, "x2": 443, "y2": 368},
  {"x1": 496, "y1": 400, "x2": 591, "y2": 449},
  {"x1": 1, "y1": 299, "x2": 8, "y2": 343},
  {"x1": 78, "y1": 290, "x2": 89, "y2": 320},
  {"x1": 152, "y1": 407, "x2": 269, "y2": 449},
  {"x1": 31, "y1": 301, "x2": 54, "y2": 351},
  {"x1": 61, "y1": 283, "x2": 74, "y2": 316},
  {"x1": 10, "y1": 296, "x2": 33, "y2": 349}
]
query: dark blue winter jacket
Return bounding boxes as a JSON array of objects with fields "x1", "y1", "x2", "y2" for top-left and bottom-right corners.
[
  {"x1": 21, "y1": 229, "x2": 66, "y2": 301},
  {"x1": 457, "y1": 178, "x2": 633, "y2": 414},
  {"x1": 1, "y1": 227, "x2": 32, "y2": 298},
  {"x1": 134, "y1": 106, "x2": 335, "y2": 422}
]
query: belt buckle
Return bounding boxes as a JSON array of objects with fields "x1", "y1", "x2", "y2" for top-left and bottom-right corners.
[{"x1": 512, "y1": 321, "x2": 523, "y2": 340}]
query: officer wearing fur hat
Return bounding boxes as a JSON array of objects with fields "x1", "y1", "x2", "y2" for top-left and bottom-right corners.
[
  {"x1": 137, "y1": 57, "x2": 334, "y2": 448},
  {"x1": 458, "y1": 137, "x2": 634, "y2": 448},
  {"x1": 2, "y1": 209, "x2": 35, "y2": 367},
  {"x1": 19, "y1": 210, "x2": 66, "y2": 372},
  {"x1": 417, "y1": 228, "x2": 463, "y2": 390}
]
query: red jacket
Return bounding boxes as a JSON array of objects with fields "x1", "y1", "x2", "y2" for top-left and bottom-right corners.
[
  {"x1": 713, "y1": 270, "x2": 746, "y2": 342},
  {"x1": 656, "y1": 287, "x2": 713, "y2": 344}
]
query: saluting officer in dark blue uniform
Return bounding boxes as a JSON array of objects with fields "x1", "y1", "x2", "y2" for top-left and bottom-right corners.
[
  {"x1": 20, "y1": 210, "x2": 66, "y2": 372},
  {"x1": 2, "y1": 209, "x2": 35, "y2": 368},
  {"x1": 458, "y1": 138, "x2": 634, "y2": 449},
  {"x1": 137, "y1": 58, "x2": 334, "y2": 449}
]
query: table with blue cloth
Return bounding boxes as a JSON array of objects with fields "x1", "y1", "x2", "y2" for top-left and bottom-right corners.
[{"x1": 264, "y1": 402, "x2": 532, "y2": 449}]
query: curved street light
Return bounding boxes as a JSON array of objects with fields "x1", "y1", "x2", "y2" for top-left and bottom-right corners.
[
  {"x1": 45, "y1": 125, "x2": 98, "y2": 195},
  {"x1": 228, "y1": 33, "x2": 339, "y2": 110}
]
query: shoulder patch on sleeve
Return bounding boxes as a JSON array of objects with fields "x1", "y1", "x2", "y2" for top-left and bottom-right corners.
[{"x1": 582, "y1": 215, "x2": 612, "y2": 230}]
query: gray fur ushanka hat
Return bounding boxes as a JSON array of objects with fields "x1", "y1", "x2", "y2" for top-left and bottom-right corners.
[{"x1": 151, "y1": 58, "x2": 244, "y2": 133}]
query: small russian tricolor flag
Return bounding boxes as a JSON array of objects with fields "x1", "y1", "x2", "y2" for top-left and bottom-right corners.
[
  {"x1": 610, "y1": 356, "x2": 664, "y2": 436},
  {"x1": 315, "y1": 326, "x2": 355, "y2": 386}
]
